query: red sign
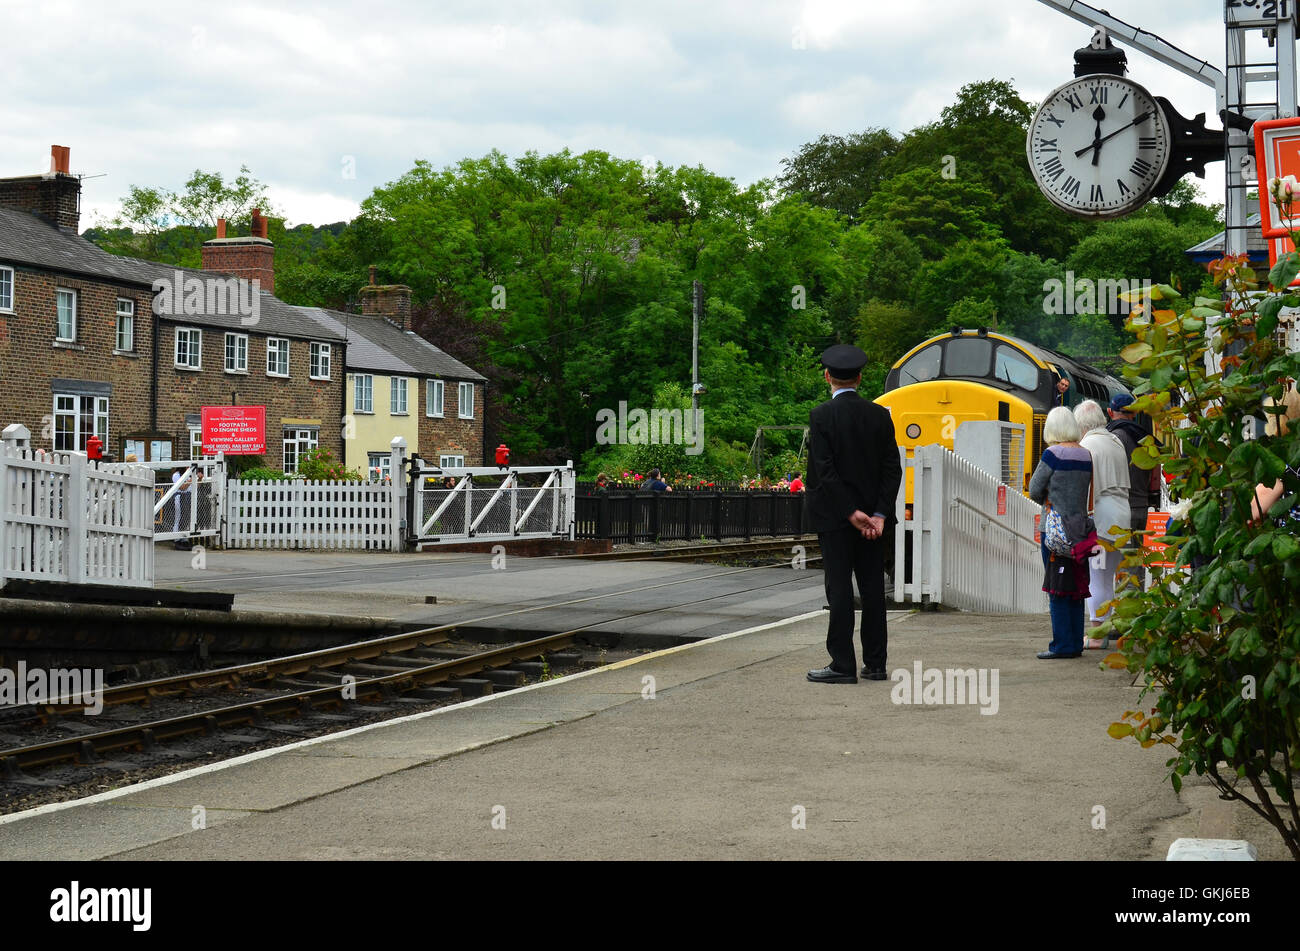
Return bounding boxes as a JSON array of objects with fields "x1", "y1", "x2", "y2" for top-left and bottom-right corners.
[
  {"x1": 996, "y1": 485, "x2": 1007, "y2": 516},
  {"x1": 1254, "y1": 117, "x2": 1300, "y2": 237},
  {"x1": 1033, "y1": 512, "x2": 1041, "y2": 543},
  {"x1": 201, "y1": 405, "x2": 266, "y2": 455},
  {"x1": 1143, "y1": 511, "x2": 1176, "y2": 568}
]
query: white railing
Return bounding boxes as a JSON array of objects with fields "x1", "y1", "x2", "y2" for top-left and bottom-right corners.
[
  {"x1": 894, "y1": 444, "x2": 1047, "y2": 614},
  {"x1": 410, "y1": 463, "x2": 576, "y2": 545},
  {"x1": 225, "y1": 479, "x2": 400, "y2": 550},
  {"x1": 0, "y1": 445, "x2": 154, "y2": 588},
  {"x1": 128, "y1": 456, "x2": 226, "y2": 542}
]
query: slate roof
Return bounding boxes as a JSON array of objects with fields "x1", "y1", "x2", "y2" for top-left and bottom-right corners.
[
  {"x1": 0, "y1": 206, "x2": 154, "y2": 287},
  {"x1": 300, "y1": 307, "x2": 486, "y2": 382},
  {"x1": 0, "y1": 206, "x2": 343, "y2": 342},
  {"x1": 1184, "y1": 213, "x2": 1271, "y2": 263}
]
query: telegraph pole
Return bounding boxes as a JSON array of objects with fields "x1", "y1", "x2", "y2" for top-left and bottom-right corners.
[{"x1": 691, "y1": 280, "x2": 702, "y2": 417}]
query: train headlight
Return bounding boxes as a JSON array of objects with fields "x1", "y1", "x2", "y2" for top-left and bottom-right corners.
[{"x1": 905, "y1": 423, "x2": 921, "y2": 439}]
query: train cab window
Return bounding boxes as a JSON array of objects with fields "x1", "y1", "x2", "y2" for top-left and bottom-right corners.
[
  {"x1": 993, "y1": 345, "x2": 1038, "y2": 391},
  {"x1": 898, "y1": 344, "x2": 942, "y2": 384},
  {"x1": 944, "y1": 337, "x2": 992, "y2": 377}
]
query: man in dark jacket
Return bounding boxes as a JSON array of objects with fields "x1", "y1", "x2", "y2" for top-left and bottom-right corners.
[
  {"x1": 804, "y1": 344, "x2": 903, "y2": 684},
  {"x1": 1106, "y1": 393, "x2": 1157, "y2": 533}
]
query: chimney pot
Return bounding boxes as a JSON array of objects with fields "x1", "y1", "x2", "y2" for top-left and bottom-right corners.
[
  {"x1": 50, "y1": 145, "x2": 70, "y2": 176},
  {"x1": 368, "y1": 265, "x2": 377, "y2": 286},
  {"x1": 216, "y1": 218, "x2": 227, "y2": 239}
]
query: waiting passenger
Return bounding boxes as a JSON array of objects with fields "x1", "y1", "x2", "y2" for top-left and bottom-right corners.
[{"x1": 1074, "y1": 399, "x2": 1130, "y2": 648}]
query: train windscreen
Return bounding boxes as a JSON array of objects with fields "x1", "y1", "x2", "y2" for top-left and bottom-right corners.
[
  {"x1": 994, "y1": 344, "x2": 1039, "y2": 391},
  {"x1": 897, "y1": 344, "x2": 942, "y2": 384},
  {"x1": 944, "y1": 337, "x2": 992, "y2": 377}
]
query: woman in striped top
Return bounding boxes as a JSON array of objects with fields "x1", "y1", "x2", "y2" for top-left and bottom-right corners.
[{"x1": 1028, "y1": 407, "x2": 1094, "y2": 659}]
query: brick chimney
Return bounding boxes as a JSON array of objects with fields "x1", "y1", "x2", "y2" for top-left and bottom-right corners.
[
  {"x1": 359, "y1": 266, "x2": 412, "y2": 331},
  {"x1": 200, "y1": 207, "x2": 274, "y2": 292},
  {"x1": 0, "y1": 145, "x2": 82, "y2": 233}
]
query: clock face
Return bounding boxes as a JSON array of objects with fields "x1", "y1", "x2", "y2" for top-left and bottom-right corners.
[{"x1": 1026, "y1": 76, "x2": 1172, "y2": 219}]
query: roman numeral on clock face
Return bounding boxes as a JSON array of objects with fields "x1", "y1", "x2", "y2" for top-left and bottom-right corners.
[
  {"x1": 1130, "y1": 157, "x2": 1153, "y2": 177},
  {"x1": 1042, "y1": 156, "x2": 1065, "y2": 181},
  {"x1": 1089, "y1": 85, "x2": 1107, "y2": 104},
  {"x1": 1090, "y1": 184, "x2": 1104, "y2": 202},
  {"x1": 1117, "y1": 179, "x2": 1133, "y2": 197},
  {"x1": 1064, "y1": 92, "x2": 1084, "y2": 112},
  {"x1": 1062, "y1": 175, "x2": 1082, "y2": 199},
  {"x1": 1037, "y1": 138, "x2": 1059, "y2": 152},
  {"x1": 1139, "y1": 137, "x2": 1157, "y2": 150},
  {"x1": 1044, "y1": 112, "x2": 1065, "y2": 128},
  {"x1": 1117, "y1": 92, "x2": 1129, "y2": 109}
]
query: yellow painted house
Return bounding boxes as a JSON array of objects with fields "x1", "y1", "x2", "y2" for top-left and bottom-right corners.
[{"x1": 301, "y1": 294, "x2": 486, "y2": 479}]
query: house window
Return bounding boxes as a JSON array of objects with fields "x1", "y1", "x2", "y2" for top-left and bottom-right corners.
[
  {"x1": 282, "y1": 427, "x2": 319, "y2": 474},
  {"x1": 0, "y1": 266, "x2": 13, "y2": 312},
  {"x1": 225, "y1": 333, "x2": 248, "y2": 373},
  {"x1": 56, "y1": 288, "x2": 76, "y2": 341},
  {"x1": 175, "y1": 327, "x2": 202, "y2": 369},
  {"x1": 189, "y1": 426, "x2": 205, "y2": 459},
  {"x1": 310, "y1": 342, "x2": 331, "y2": 380},
  {"x1": 267, "y1": 338, "x2": 289, "y2": 377},
  {"x1": 391, "y1": 377, "x2": 408, "y2": 415},
  {"x1": 53, "y1": 394, "x2": 108, "y2": 452},
  {"x1": 439, "y1": 454, "x2": 465, "y2": 468},
  {"x1": 458, "y1": 382, "x2": 475, "y2": 419},
  {"x1": 368, "y1": 452, "x2": 392, "y2": 481},
  {"x1": 115, "y1": 299, "x2": 134, "y2": 351},
  {"x1": 426, "y1": 379, "x2": 444, "y2": 417},
  {"x1": 354, "y1": 374, "x2": 373, "y2": 413}
]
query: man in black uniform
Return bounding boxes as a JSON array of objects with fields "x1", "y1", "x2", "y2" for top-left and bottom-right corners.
[{"x1": 804, "y1": 344, "x2": 903, "y2": 684}]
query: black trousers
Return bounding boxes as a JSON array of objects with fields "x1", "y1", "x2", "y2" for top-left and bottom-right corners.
[{"x1": 819, "y1": 524, "x2": 888, "y2": 674}]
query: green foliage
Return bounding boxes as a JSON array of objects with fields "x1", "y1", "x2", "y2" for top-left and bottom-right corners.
[
  {"x1": 778, "y1": 128, "x2": 901, "y2": 222},
  {"x1": 237, "y1": 466, "x2": 292, "y2": 482},
  {"x1": 295, "y1": 447, "x2": 365, "y2": 482},
  {"x1": 1101, "y1": 243, "x2": 1300, "y2": 859}
]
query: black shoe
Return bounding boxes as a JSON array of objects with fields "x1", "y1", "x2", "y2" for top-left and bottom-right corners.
[
  {"x1": 860, "y1": 667, "x2": 888, "y2": 680},
  {"x1": 1036, "y1": 650, "x2": 1082, "y2": 659},
  {"x1": 807, "y1": 666, "x2": 857, "y2": 684}
]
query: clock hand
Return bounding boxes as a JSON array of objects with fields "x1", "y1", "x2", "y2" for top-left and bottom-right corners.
[
  {"x1": 1090, "y1": 106, "x2": 1106, "y2": 166},
  {"x1": 1074, "y1": 110, "x2": 1153, "y2": 159}
]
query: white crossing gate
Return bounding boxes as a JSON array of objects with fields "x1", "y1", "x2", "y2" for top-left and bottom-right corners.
[
  {"x1": 225, "y1": 479, "x2": 399, "y2": 550},
  {"x1": 0, "y1": 444, "x2": 155, "y2": 588},
  {"x1": 409, "y1": 462, "x2": 575, "y2": 547},
  {"x1": 133, "y1": 456, "x2": 226, "y2": 543},
  {"x1": 893, "y1": 443, "x2": 1047, "y2": 614}
]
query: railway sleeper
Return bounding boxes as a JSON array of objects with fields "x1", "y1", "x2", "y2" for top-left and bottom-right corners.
[{"x1": 444, "y1": 678, "x2": 493, "y2": 696}]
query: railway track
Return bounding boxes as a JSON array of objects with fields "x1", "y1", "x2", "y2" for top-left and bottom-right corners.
[{"x1": 0, "y1": 561, "x2": 822, "y2": 785}]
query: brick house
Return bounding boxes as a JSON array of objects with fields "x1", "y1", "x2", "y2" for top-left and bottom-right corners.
[
  {"x1": 0, "y1": 147, "x2": 346, "y2": 470},
  {"x1": 301, "y1": 275, "x2": 487, "y2": 476},
  {"x1": 0, "y1": 149, "x2": 158, "y2": 456}
]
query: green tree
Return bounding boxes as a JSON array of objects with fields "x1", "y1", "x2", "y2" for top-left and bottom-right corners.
[{"x1": 778, "y1": 128, "x2": 901, "y2": 222}]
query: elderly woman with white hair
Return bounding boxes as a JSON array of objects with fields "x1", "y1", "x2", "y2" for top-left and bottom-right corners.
[
  {"x1": 1028, "y1": 406, "x2": 1094, "y2": 659},
  {"x1": 1074, "y1": 399, "x2": 1131, "y2": 648}
]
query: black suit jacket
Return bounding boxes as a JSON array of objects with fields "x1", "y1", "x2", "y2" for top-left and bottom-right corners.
[{"x1": 804, "y1": 390, "x2": 902, "y2": 534}]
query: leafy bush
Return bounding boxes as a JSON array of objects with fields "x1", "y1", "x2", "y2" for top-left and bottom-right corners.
[
  {"x1": 238, "y1": 466, "x2": 291, "y2": 482},
  {"x1": 296, "y1": 447, "x2": 365, "y2": 482},
  {"x1": 1102, "y1": 193, "x2": 1300, "y2": 858}
]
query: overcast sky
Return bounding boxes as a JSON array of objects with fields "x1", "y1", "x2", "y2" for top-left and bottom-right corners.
[{"x1": 2, "y1": 0, "x2": 1238, "y2": 229}]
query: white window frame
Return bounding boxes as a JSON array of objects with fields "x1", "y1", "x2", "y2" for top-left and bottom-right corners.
[
  {"x1": 458, "y1": 381, "x2": 475, "y2": 419},
  {"x1": 175, "y1": 327, "x2": 202, "y2": 370},
  {"x1": 114, "y1": 298, "x2": 134, "y2": 352},
  {"x1": 225, "y1": 332, "x2": 248, "y2": 373},
  {"x1": 426, "y1": 379, "x2": 444, "y2": 417},
  {"x1": 310, "y1": 342, "x2": 331, "y2": 380},
  {"x1": 56, "y1": 288, "x2": 76, "y2": 342},
  {"x1": 53, "y1": 393, "x2": 109, "y2": 453},
  {"x1": 282, "y1": 427, "x2": 319, "y2": 474},
  {"x1": 439, "y1": 454, "x2": 465, "y2": 468},
  {"x1": 390, "y1": 376, "x2": 409, "y2": 415},
  {"x1": 367, "y1": 452, "x2": 392, "y2": 482},
  {"x1": 267, "y1": 337, "x2": 290, "y2": 377},
  {"x1": 0, "y1": 266, "x2": 13, "y2": 313},
  {"x1": 354, "y1": 374, "x2": 373, "y2": 413}
]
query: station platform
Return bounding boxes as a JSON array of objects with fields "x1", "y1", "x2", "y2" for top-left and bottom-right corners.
[{"x1": 3, "y1": 607, "x2": 1264, "y2": 861}]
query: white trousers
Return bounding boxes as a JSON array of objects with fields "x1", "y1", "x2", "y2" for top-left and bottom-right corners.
[{"x1": 1086, "y1": 547, "x2": 1124, "y2": 623}]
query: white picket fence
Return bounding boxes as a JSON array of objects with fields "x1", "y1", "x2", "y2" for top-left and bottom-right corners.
[
  {"x1": 225, "y1": 480, "x2": 400, "y2": 550},
  {"x1": 0, "y1": 444, "x2": 155, "y2": 588},
  {"x1": 893, "y1": 443, "x2": 1047, "y2": 614}
]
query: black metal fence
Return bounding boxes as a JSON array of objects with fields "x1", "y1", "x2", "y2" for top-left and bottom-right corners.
[{"x1": 575, "y1": 491, "x2": 807, "y2": 542}]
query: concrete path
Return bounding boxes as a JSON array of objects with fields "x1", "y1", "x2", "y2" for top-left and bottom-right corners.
[{"x1": 0, "y1": 609, "x2": 1191, "y2": 860}]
